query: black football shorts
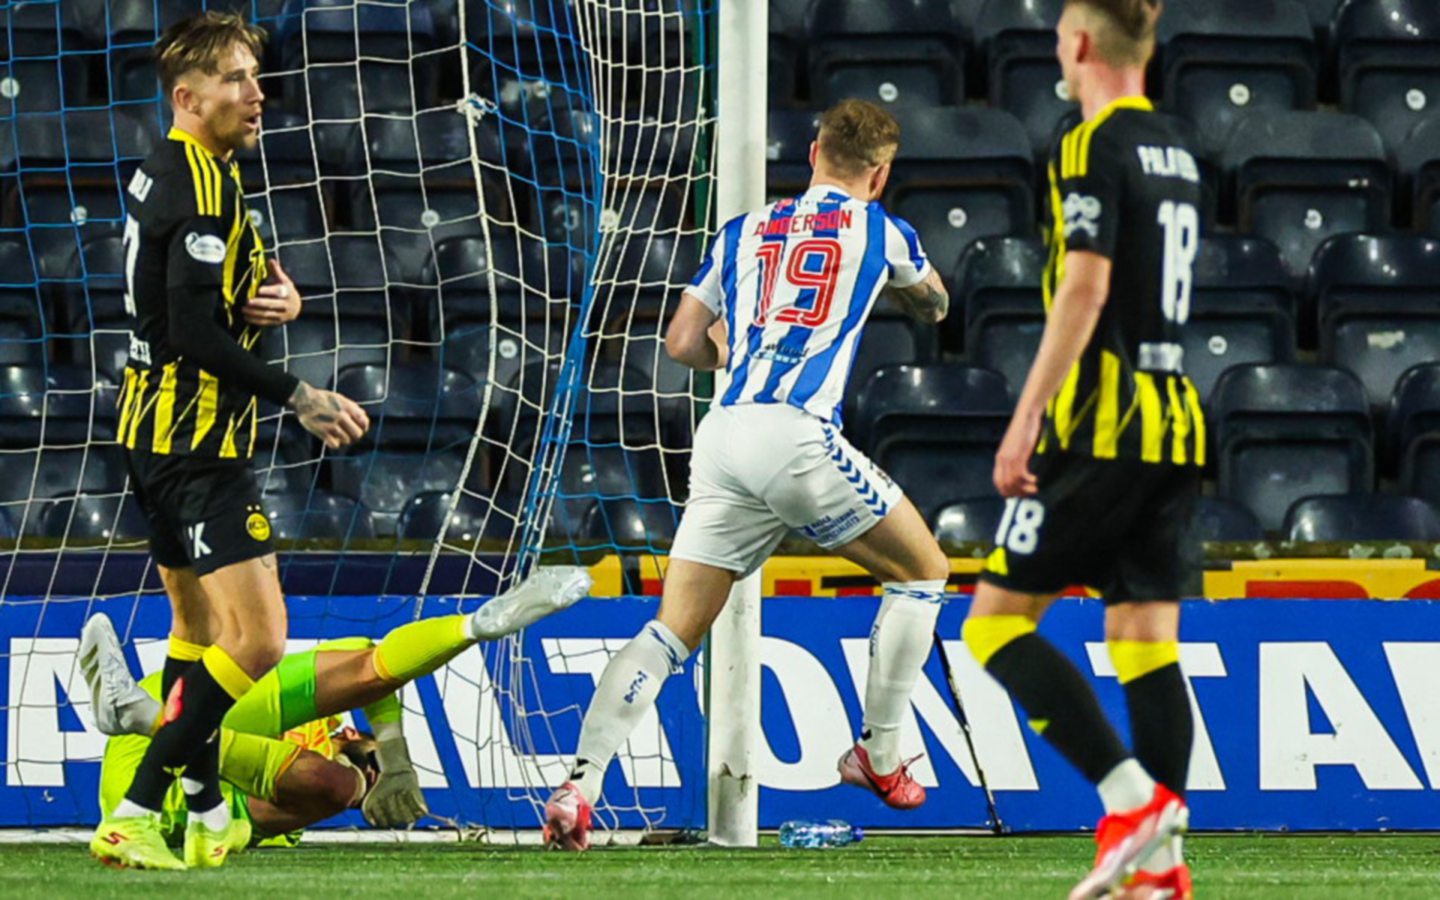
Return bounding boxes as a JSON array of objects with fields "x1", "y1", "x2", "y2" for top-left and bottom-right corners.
[
  {"x1": 125, "y1": 449, "x2": 275, "y2": 577},
  {"x1": 978, "y1": 452, "x2": 1202, "y2": 603}
]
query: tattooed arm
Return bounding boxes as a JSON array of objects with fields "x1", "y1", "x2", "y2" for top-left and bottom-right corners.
[
  {"x1": 883, "y1": 267, "x2": 950, "y2": 324},
  {"x1": 287, "y1": 381, "x2": 371, "y2": 450}
]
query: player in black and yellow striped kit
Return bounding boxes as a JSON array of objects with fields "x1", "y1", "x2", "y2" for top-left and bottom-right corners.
[
  {"x1": 92, "y1": 12, "x2": 370, "y2": 872},
  {"x1": 962, "y1": 2, "x2": 1200, "y2": 898}
]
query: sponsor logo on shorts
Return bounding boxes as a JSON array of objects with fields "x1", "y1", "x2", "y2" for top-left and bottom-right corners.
[
  {"x1": 184, "y1": 232, "x2": 227, "y2": 264},
  {"x1": 246, "y1": 512, "x2": 271, "y2": 542}
]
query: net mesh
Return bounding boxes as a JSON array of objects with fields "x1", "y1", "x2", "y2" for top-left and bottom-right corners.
[{"x1": 0, "y1": 0, "x2": 715, "y2": 835}]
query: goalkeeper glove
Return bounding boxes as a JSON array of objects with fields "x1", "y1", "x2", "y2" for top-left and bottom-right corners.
[{"x1": 362, "y1": 738, "x2": 428, "y2": 828}]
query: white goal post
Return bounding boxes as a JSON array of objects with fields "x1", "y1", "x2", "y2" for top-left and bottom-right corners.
[{"x1": 705, "y1": 0, "x2": 768, "y2": 849}]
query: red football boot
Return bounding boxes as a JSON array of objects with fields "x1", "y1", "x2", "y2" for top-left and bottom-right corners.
[
  {"x1": 836, "y1": 743, "x2": 926, "y2": 810},
  {"x1": 542, "y1": 782, "x2": 593, "y2": 851}
]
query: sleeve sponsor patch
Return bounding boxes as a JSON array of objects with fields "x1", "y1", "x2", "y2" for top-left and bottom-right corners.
[
  {"x1": 1062, "y1": 193, "x2": 1102, "y2": 239},
  {"x1": 184, "y1": 232, "x2": 227, "y2": 264}
]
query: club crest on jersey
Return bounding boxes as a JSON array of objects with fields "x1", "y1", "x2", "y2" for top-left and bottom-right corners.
[
  {"x1": 246, "y1": 512, "x2": 272, "y2": 542},
  {"x1": 185, "y1": 232, "x2": 227, "y2": 264},
  {"x1": 1062, "y1": 193, "x2": 1102, "y2": 239}
]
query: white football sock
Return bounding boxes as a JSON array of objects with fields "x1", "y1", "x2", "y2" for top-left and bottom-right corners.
[
  {"x1": 858, "y1": 580, "x2": 945, "y2": 775},
  {"x1": 112, "y1": 799, "x2": 159, "y2": 819},
  {"x1": 1097, "y1": 758, "x2": 1155, "y2": 814},
  {"x1": 568, "y1": 620, "x2": 689, "y2": 805},
  {"x1": 182, "y1": 777, "x2": 232, "y2": 832}
]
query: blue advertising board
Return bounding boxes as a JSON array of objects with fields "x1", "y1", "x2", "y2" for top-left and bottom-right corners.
[{"x1": 2, "y1": 594, "x2": 1437, "y2": 831}]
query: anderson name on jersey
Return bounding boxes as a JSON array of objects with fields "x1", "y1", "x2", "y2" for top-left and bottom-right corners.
[{"x1": 687, "y1": 184, "x2": 931, "y2": 426}]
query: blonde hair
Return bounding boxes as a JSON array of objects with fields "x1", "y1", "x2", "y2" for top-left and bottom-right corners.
[
  {"x1": 1065, "y1": 0, "x2": 1162, "y2": 67},
  {"x1": 154, "y1": 11, "x2": 267, "y2": 97},
  {"x1": 817, "y1": 99, "x2": 901, "y2": 178}
]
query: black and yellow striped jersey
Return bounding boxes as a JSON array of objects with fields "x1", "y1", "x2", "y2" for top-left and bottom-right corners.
[
  {"x1": 117, "y1": 127, "x2": 297, "y2": 459},
  {"x1": 1037, "y1": 96, "x2": 1207, "y2": 467}
]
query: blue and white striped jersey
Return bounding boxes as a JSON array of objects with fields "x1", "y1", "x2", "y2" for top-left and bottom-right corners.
[{"x1": 687, "y1": 184, "x2": 932, "y2": 426}]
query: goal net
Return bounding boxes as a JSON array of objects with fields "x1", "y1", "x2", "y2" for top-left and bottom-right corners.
[{"x1": 0, "y1": 0, "x2": 716, "y2": 838}]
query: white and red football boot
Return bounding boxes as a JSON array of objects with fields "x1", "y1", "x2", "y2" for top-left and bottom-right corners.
[
  {"x1": 1119, "y1": 862, "x2": 1194, "y2": 900},
  {"x1": 1069, "y1": 784, "x2": 1189, "y2": 900},
  {"x1": 836, "y1": 743, "x2": 926, "y2": 810},
  {"x1": 543, "y1": 782, "x2": 593, "y2": 851}
]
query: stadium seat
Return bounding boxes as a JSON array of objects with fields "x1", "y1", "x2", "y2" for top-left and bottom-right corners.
[
  {"x1": 806, "y1": 0, "x2": 967, "y2": 109},
  {"x1": 1311, "y1": 234, "x2": 1440, "y2": 410},
  {"x1": 332, "y1": 362, "x2": 484, "y2": 450},
  {"x1": 278, "y1": 0, "x2": 436, "y2": 68},
  {"x1": 1212, "y1": 363, "x2": 1374, "y2": 531},
  {"x1": 975, "y1": 0, "x2": 1074, "y2": 157},
  {"x1": 0, "y1": 445, "x2": 127, "y2": 504},
  {"x1": 13, "y1": 109, "x2": 156, "y2": 261},
  {"x1": 766, "y1": 109, "x2": 824, "y2": 199},
  {"x1": 263, "y1": 490, "x2": 377, "y2": 541},
  {"x1": 101, "y1": 0, "x2": 195, "y2": 103},
  {"x1": 1387, "y1": 362, "x2": 1440, "y2": 503},
  {"x1": 397, "y1": 489, "x2": 528, "y2": 545},
  {"x1": 0, "y1": 1, "x2": 93, "y2": 112},
  {"x1": 955, "y1": 236, "x2": 1046, "y2": 392},
  {"x1": 60, "y1": 234, "x2": 127, "y2": 331},
  {"x1": 1186, "y1": 235, "x2": 1297, "y2": 404},
  {"x1": 464, "y1": 0, "x2": 582, "y2": 75},
  {"x1": 0, "y1": 239, "x2": 46, "y2": 366},
  {"x1": 0, "y1": 364, "x2": 116, "y2": 447},
  {"x1": 559, "y1": 443, "x2": 670, "y2": 504},
  {"x1": 886, "y1": 107, "x2": 1034, "y2": 274},
  {"x1": 854, "y1": 364, "x2": 1013, "y2": 518},
  {"x1": 36, "y1": 492, "x2": 148, "y2": 542},
  {"x1": 252, "y1": 428, "x2": 322, "y2": 496},
  {"x1": 590, "y1": 234, "x2": 699, "y2": 321},
  {"x1": 1398, "y1": 118, "x2": 1440, "y2": 234},
  {"x1": 1285, "y1": 493, "x2": 1440, "y2": 541},
  {"x1": 328, "y1": 449, "x2": 470, "y2": 536},
  {"x1": 1157, "y1": 0, "x2": 1317, "y2": 154},
  {"x1": 1334, "y1": 0, "x2": 1440, "y2": 153},
  {"x1": 1190, "y1": 496, "x2": 1266, "y2": 542},
  {"x1": 932, "y1": 497, "x2": 1005, "y2": 545},
  {"x1": 578, "y1": 498, "x2": 681, "y2": 554},
  {"x1": 842, "y1": 312, "x2": 939, "y2": 425},
  {"x1": 768, "y1": 0, "x2": 813, "y2": 106},
  {"x1": 418, "y1": 234, "x2": 528, "y2": 335},
  {"x1": 263, "y1": 318, "x2": 390, "y2": 400},
  {"x1": 441, "y1": 323, "x2": 564, "y2": 390},
  {"x1": 1223, "y1": 111, "x2": 1391, "y2": 281},
  {"x1": 0, "y1": 321, "x2": 45, "y2": 367}
]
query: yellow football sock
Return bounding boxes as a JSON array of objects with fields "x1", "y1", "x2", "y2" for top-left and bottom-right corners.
[
  {"x1": 203, "y1": 645, "x2": 256, "y2": 701},
  {"x1": 168, "y1": 635, "x2": 207, "y2": 662},
  {"x1": 371, "y1": 615, "x2": 473, "y2": 684},
  {"x1": 961, "y1": 614, "x2": 1038, "y2": 667},
  {"x1": 1108, "y1": 640, "x2": 1181, "y2": 684}
]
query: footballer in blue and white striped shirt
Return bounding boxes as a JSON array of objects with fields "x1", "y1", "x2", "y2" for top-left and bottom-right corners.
[{"x1": 544, "y1": 100, "x2": 954, "y2": 850}]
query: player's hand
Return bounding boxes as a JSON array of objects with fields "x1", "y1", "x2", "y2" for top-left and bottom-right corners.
[
  {"x1": 363, "y1": 739, "x2": 428, "y2": 828},
  {"x1": 288, "y1": 382, "x2": 371, "y2": 450},
  {"x1": 244, "y1": 260, "x2": 302, "y2": 327},
  {"x1": 994, "y1": 408, "x2": 1042, "y2": 498}
]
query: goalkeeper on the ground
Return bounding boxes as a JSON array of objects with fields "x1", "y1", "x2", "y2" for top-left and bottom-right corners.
[{"x1": 83, "y1": 567, "x2": 590, "y2": 851}]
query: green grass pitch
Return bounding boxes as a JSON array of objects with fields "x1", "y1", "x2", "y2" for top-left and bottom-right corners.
[{"x1": 2, "y1": 835, "x2": 1438, "y2": 898}]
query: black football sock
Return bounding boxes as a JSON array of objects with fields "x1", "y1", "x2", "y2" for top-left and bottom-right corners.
[
  {"x1": 124, "y1": 647, "x2": 255, "y2": 811},
  {"x1": 985, "y1": 634, "x2": 1130, "y2": 784},
  {"x1": 1123, "y1": 663, "x2": 1193, "y2": 798}
]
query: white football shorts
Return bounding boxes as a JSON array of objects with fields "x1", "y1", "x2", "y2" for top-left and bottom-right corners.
[{"x1": 669, "y1": 403, "x2": 903, "y2": 577}]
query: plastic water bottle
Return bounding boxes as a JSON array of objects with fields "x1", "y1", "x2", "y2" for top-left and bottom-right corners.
[{"x1": 778, "y1": 819, "x2": 864, "y2": 849}]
